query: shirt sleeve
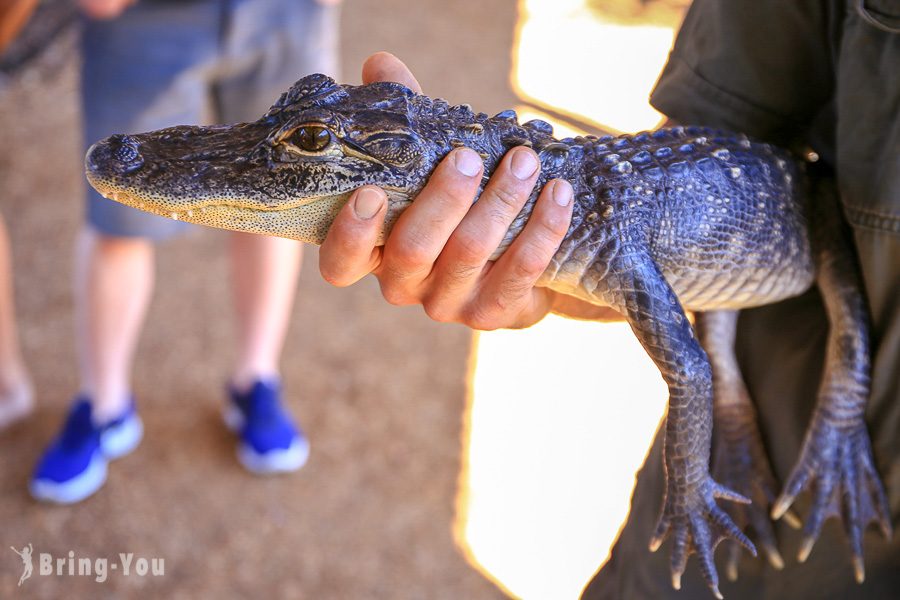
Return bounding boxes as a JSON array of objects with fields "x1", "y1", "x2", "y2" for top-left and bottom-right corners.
[{"x1": 650, "y1": 0, "x2": 840, "y2": 146}]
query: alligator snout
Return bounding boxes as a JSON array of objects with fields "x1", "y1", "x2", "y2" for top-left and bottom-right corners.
[{"x1": 86, "y1": 134, "x2": 145, "y2": 178}]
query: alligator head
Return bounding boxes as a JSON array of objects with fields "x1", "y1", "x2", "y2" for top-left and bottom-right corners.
[{"x1": 85, "y1": 73, "x2": 565, "y2": 244}]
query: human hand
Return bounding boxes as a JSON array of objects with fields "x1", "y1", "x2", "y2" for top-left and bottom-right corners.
[
  {"x1": 77, "y1": 0, "x2": 135, "y2": 20},
  {"x1": 319, "y1": 52, "x2": 587, "y2": 330}
]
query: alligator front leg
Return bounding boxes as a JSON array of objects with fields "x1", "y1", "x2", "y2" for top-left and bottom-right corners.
[
  {"x1": 771, "y1": 177, "x2": 892, "y2": 582},
  {"x1": 593, "y1": 251, "x2": 755, "y2": 598},
  {"x1": 697, "y1": 310, "x2": 799, "y2": 581}
]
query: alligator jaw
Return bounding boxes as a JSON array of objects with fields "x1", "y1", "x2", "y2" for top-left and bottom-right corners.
[
  {"x1": 87, "y1": 168, "x2": 412, "y2": 245},
  {"x1": 87, "y1": 169, "x2": 354, "y2": 245}
]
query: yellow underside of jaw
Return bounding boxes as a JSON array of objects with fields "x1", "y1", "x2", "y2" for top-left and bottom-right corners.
[{"x1": 90, "y1": 178, "x2": 351, "y2": 245}]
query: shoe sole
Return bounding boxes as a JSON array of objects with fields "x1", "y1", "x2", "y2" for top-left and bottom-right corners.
[
  {"x1": 222, "y1": 405, "x2": 309, "y2": 474},
  {"x1": 29, "y1": 451, "x2": 108, "y2": 504},
  {"x1": 237, "y1": 437, "x2": 310, "y2": 474},
  {"x1": 30, "y1": 413, "x2": 143, "y2": 504},
  {"x1": 101, "y1": 414, "x2": 144, "y2": 459}
]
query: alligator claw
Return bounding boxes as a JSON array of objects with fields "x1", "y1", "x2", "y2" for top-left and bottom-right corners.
[
  {"x1": 650, "y1": 477, "x2": 757, "y2": 597},
  {"x1": 780, "y1": 506, "x2": 803, "y2": 530},
  {"x1": 711, "y1": 403, "x2": 792, "y2": 579},
  {"x1": 852, "y1": 555, "x2": 865, "y2": 584},
  {"x1": 773, "y1": 417, "x2": 892, "y2": 580},
  {"x1": 719, "y1": 488, "x2": 787, "y2": 577}
]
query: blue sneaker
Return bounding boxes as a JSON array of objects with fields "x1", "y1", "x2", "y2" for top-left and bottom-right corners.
[
  {"x1": 224, "y1": 379, "x2": 308, "y2": 474},
  {"x1": 30, "y1": 398, "x2": 143, "y2": 504}
]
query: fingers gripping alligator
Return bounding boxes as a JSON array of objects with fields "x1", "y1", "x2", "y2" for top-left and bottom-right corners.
[{"x1": 85, "y1": 74, "x2": 892, "y2": 597}]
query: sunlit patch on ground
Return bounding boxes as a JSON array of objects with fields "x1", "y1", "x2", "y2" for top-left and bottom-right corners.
[
  {"x1": 456, "y1": 0, "x2": 686, "y2": 597},
  {"x1": 456, "y1": 317, "x2": 667, "y2": 599}
]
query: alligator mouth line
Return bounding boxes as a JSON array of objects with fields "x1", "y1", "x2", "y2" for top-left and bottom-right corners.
[{"x1": 90, "y1": 181, "x2": 342, "y2": 220}]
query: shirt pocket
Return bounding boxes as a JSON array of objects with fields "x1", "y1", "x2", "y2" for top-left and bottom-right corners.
[
  {"x1": 856, "y1": 0, "x2": 900, "y2": 33},
  {"x1": 834, "y1": 0, "x2": 900, "y2": 233}
]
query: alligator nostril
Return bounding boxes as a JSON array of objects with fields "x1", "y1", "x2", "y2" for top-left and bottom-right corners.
[
  {"x1": 108, "y1": 134, "x2": 144, "y2": 173},
  {"x1": 114, "y1": 143, "x2": 139, "y2": 164}
]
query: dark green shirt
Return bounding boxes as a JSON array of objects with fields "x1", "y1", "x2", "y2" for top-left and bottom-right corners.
[{"x1": 583, "y1": 1, "x2": 899, "y2": 598}]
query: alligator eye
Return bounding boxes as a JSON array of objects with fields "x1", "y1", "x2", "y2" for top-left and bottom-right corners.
[{"x1": 293, "y1": 126, "x2": 332, "y2": 152}]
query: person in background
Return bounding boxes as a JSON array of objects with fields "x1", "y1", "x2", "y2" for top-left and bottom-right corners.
[
  {"x1": 323, "y1": 0, "x2": 899, "y2": 593},
  {"x1": 0, "y1": 0, "x2": 39, "y2": 430},
  {"x1": 30, "y1": 0, "x2": 340, "y2": 503},
  {"x1": 0, "y1": 217, "x2": 33, "y2": 429},
  {"x1": 0, "y1": 0, "x2": 37, "y2": 51}
]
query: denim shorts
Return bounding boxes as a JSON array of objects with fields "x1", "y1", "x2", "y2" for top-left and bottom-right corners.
[{"x1": 81, "y1": 0, "x2": 339, "y2": 239}]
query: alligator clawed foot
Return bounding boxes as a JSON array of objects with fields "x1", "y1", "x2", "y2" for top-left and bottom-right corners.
[
  {"x1": 711, "y1": 408, "x2": 799, "y2": 580},
  {"x1": 772, "y1": 417, "x2": 892, "y2": 583},
  {"x1": 650, "y1": 478, "x2": 757, "y2": 598}
]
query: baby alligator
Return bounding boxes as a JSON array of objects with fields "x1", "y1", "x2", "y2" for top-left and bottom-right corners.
[{"x1": 84, "y1": 73, "x2": 891, "y2": 597}]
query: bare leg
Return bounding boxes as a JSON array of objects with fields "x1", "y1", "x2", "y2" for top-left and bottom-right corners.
[
  {"x1": 228, "y1": 232, "x2": 302, "y2": 391},
  {"x1": 0, "y1": 214, "x2": 33, "y2": 428},
  {"x1": 74, "y1": 226, "x2": 154, "y2": 423}
]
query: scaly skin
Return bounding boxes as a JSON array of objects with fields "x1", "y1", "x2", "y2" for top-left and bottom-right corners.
[
  {"x1": 82, "y1": 74, "x2": 890, "y2": 597},
  {"x1": 770, "y1": 175, "x2": 892, "y2": 583},
  {"x1": 698, "y1": 310, "x2": 797, "y2": 581}
]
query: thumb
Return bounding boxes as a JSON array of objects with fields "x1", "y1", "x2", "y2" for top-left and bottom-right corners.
[{"x1": 361, "y1": 52, "x2": 423, "y2": 93}]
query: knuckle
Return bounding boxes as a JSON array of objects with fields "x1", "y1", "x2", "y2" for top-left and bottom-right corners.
[
  {"x1": 445, "y1": 260, "x2": 484, "y2": 284},
  {"x1": 485, "y1": 184, "x2": 526, "y2": 214},
  {"x1": 464, "y1": 289, "x2": 522, "y2": 331},
  {"x1": 499, "y1": 277, "x2": 534, "y2": 308},
  {"x1": 386, "y1": 237, "x2": 432, "y2": 272},
  {"x1": 510, "y1": 245, "x2": 551, "y2": 280},
  {"x1": 485, "y1": 206, "x2": 518, "y2": 231},
  {"x1": 542, "y1": 210, "x2": 572, "y2": 239},
  {"x1": 423, "y1": 298, "x2": 457, "y2": 324},
  {"x1": 319, "y1": 252, "x2": 365, "y2": 288},
  {"x1": 379, "y1": 280, "x2": 415, "y2": 306},
  {"x1": 532, "y1": 208, "x2": 570, "y2": 242},
  {"x1": 448, "y1": 231, "x2": 493, "y2": 265},
  {"x1": 463, "y1": 306, "x2": 501, "y2": 331}
]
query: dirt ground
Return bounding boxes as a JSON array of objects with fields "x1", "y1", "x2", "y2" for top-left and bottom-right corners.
[{"x1": 0, "y1": 1, "x2": 523, "y2": 598}]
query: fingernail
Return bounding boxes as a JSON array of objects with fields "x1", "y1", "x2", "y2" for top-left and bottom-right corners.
[
  {"x1": 552, "y1": 179, "x2": 573, "y2": 206},
  {"x1": 453, "y1": 148, "x2": 482, "y2": 177},
  {"x1": 510, "y1": 149, "x2": 538, "y2": 180},
  {"x1": 353, "y1": 187, "x2": 384, "y2": 220}
]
